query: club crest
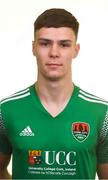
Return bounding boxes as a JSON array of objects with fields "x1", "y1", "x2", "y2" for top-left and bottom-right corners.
[{"x1": 72, "y1": 122, "x2": 90, "y2": 142}]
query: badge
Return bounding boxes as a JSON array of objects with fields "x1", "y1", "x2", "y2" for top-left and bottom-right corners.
[
  {"x1": 28, "y1": 150, "x2": 42, "y2": 165},
  {"x1": 72, "y1": 122, "x2": 90, "y2": 142}
]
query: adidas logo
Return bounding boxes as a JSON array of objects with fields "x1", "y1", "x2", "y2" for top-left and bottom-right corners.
[{"x1": 19, "y1": 126, "x2": 34, "y2": 136}]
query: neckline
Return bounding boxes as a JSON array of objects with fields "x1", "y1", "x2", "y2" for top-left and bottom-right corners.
[{"x1": 30, "y1": 83, "x2": 79, "y2": 119}]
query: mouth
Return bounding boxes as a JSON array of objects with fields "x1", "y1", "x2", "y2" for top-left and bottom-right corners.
[{"x1": 46, "y1": 63, "x2": 62, "y2": 67}]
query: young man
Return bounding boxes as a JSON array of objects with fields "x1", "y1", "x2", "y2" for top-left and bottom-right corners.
[{"x1": 0, "y1": 8, "x2": 108, "y2": 179}]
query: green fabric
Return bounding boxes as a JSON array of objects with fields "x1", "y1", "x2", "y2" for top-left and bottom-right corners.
[{"x1": 0, "y1": 83, "x2": 108, "y2": 179}]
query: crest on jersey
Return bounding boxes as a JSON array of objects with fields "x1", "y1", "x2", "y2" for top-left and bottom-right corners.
[
  {"x1": 28, "y1": 150, "x2": 42, "y2": 165},
  {"x1": 72, "y1": 122, "x2": 90, "y2": 142}
]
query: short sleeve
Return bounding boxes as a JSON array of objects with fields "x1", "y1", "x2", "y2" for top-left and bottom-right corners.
[
  {"x1": 97, "y1": 109, "x2": 108, "y2": 163},
  {"x1": 0, "y1": 104, "x2": 12, "y2": 154}
]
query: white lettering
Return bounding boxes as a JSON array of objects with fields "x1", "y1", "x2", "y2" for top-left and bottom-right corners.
[
  {"x1": 66, "y1": 151, "x2": 76, "y2": 165},
  {"x1": 45, "y1": 151, "x2": 76, "y2": 166},
  {"x1": 56, "y1": 151, "x2": 66, "y2": 165},
  {"x1": 45, "y1": 151, "x2": 55, "y2": 165}
]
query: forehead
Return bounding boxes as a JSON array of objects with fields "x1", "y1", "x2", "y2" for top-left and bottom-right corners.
[{"x1": 35, "y1": 27, "x2": 76, "y2": 41}]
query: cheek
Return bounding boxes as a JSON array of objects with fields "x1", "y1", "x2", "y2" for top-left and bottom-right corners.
[
  {"x1": 62, "y1": 48, "x2": 74, "y2": 59},
  {"x1": 35, "y1": 50, "x2": 47, "y2": 68},
  {"x1": 36, "y1": 48, "x2": 48, "y2": 59},
  {"x1": 63, "y1": 52, "x2": 73, "y2": 65},
  {"x1": 62, "y1": 53, "x2": 72, "y2": 71}
]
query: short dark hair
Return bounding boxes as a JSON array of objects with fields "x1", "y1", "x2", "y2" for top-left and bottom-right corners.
[{"x1": 34, "y1": 8, "x2": 79, "y2": 39}]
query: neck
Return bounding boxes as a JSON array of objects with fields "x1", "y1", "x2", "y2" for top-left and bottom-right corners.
[{"x1": 35, "y1": 77, "x2": 74, "y2": 105}]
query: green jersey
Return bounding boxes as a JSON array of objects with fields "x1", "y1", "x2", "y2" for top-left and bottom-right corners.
[{"x1": 0, "y1": 83, "x2": 108, "y2": 179}]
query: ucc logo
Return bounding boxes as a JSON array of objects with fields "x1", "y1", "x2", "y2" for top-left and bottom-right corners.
[{"x1": 44, "y1": 151, "x2": 76, "y2": 166}]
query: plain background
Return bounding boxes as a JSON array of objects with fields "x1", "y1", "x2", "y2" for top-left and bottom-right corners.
[{"x1": 0, "y1": 0, "x2": 108, "y2": 179}]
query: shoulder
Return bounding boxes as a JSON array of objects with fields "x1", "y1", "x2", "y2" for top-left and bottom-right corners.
[
  {"x1": 77, "y1": 86, "x2": 108, "y2": 106},
  {"x1": 0, "y1": 85, "x2": 31, "y2": 110},
  {"x1": 76, "y1": 86, "x2": 108, "y2": 116}
]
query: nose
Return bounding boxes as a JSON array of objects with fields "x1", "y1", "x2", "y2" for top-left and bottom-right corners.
[{"x1": 49, "y1": 44, "x2": 60, "y2": 58}]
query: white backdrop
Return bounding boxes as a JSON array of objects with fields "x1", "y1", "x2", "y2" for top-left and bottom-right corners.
[{"x1": 0, "y1": 0, "x2": 108, "y2": 179}]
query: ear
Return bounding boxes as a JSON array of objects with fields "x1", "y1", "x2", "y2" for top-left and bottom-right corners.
[
  {"x1": 73, "y1": 43, "x2": 80, "y2": 59},
  {"x1": 32, "y1": 41, "x2": 36, "y2": 56}
]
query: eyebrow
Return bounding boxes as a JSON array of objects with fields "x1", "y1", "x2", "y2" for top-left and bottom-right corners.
[
  {"x1": 37, "y1": 38, "x2": 72, "y2": 43},
  {"x1": 37, "y1": 38, "x2": 51, "y2": 41}
]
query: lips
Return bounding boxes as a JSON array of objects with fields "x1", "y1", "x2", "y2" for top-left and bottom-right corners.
[{"x1": 46, "y1": 63, "x2": 62, "y2": 66}]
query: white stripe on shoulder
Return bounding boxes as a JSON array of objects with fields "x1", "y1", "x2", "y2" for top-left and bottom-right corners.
[
  {"x1": 1, "y1": 92, "x2": 30, "y2": 104},
  {"x1": 79, "y1": 90, "x2": 105, "y2": 101},
  {"x1": 14, "y1": 88, "x2": 29, "y2": 95},
  {"x1": 7, "y1": 88, "x2": 29, "y2": 99},
  {"x1": 0, "y1": 88, "x2": 30, "y2": 103},
  {"x1": 78, "y1": 94, "x2": 108, "y2": 106}
]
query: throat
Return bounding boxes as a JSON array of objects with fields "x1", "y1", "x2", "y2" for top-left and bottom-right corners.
[
  {"x1": 39, "y1": 95, "x2": 72, "y2": 117},
  {"x1": 35, "y1": 81, "x2": 74, "y2": 117}
]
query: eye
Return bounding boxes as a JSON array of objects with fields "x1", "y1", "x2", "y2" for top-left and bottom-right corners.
[
  {"x1": 39, "y1": 41, "x2": 50, "y2": 47},
  {"x1": 60, "y1": 43, "x2": 71, "y2": 47}
]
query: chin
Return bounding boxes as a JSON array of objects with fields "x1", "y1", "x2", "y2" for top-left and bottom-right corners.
[{"x1": 45, "y1": 75, "x2": 62, "y2": 81}]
